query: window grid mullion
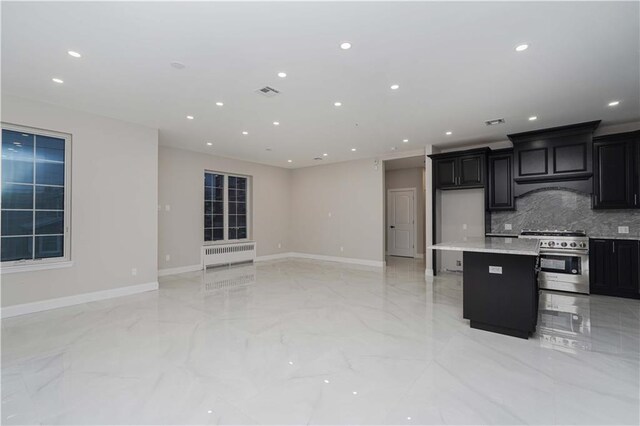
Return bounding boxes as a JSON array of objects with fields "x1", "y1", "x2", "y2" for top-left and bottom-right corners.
[{"x1": 32, "y1": 135, "x2": 37, "y2": 260}]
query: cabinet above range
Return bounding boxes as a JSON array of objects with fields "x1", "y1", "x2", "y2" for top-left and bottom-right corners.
[
  {"x1": 428, "y1": 148, "x2": 489, "y2": 190},
  {"x1": 507, "y1": 120, "x2": 601, "y2": 196}
]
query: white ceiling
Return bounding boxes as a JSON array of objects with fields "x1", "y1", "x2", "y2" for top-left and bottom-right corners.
[
  {"x1": 2, "y1": 1, "x2": 639, "y2": 168},
  {"x1": 385, "y1": 156, "x2": 425, "y2": 171}
]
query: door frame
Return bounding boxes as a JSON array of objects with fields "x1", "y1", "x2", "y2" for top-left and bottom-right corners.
[{"x1": 386, "y1": 187, "x2": 418, "y2": 258}]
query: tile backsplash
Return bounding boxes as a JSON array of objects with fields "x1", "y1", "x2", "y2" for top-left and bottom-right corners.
[{"x1": 491, "y1": 189, "x2": 640, "y2": 237}]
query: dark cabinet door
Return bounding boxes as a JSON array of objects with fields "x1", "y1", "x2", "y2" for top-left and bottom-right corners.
[
  {"x1": 435, "y1": 158, "x2": 457, "y2": 188},
  {"x1": 593, "y1": 141, "x2": 633, "y2": 209},
  {"x1": 612, "y1": 240, "x2": 639, "y2": 297},
  {"x1": 589, "y1": 239, "x2": 612, "y2": 294},
  {"x1": 636, "y1": 142, "x2": 640, "y2": 207},
  {"x1": 458, "y1": 155, "x2": 484, "y2": 187},
  {"x1": 590, "y1": 238, "x2": 639, "y2": 299},
  {"x1": 488, "y1": 151, "x2": 514, "y2": 210}
]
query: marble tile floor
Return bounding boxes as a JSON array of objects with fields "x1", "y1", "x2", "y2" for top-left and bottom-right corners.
[{"x1": 2, "y1": 256, "x2": 639, "y2": 425}]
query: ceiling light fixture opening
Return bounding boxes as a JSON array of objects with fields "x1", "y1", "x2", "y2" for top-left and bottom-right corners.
[
  {"x1": 206, "y1": 142, "x2": 212, "y2": 146},
  {"x1": 608, "y1": 101, "x2": 620, "y2": 107},
  {"x1": 67, "y1": 50, "x2": 81, "y2": 58},
  {"x1": 52, "y1": 78, "x2": 64, "y2": 84},
  {"x1": 242, "y1": 131, "x2": 248, "y2": 135},
  {"x1": 351, "y1": 148, "x2": 357, "y2": 152},
  {"x1": 323, "y1": 153, "x2": 328, "y2": 156},
  {"x1": 277, "y1": 72, "x2": 287, "y2": 78},
  {"x1": 515, "y1": 44, "x2": 529, "y2": 52},
  {"x1": 186, "y1": 115, "x2": 194, "y2": 120},
  {"x1": 529, "y1": 116, "x2": 538, "y2": 121},
  {"x1": 273, "y1": 121, "x2": 280, "y2": 126},
  {"x1": 390, "y1": 84, "x2": 400, "y2": 90},
  {"x1": 287, "y1": 159, "x2": 292, "y2": 163},
  {"x1": 340, "y1": 42, "x2": 352, "y2": 50},
  {"x1": 402, "y1": 139, "x2": 409, "y2": 143},
  {"x1": 446, "y1": 131, "x2": 452, "y2": 135},
  {"x1": 215, "y1": 102, "x2": 224, "y2": 106},
  {"x1": 170, "y1": 61, "x2": 186, "y2": 69},
  {"x1": 334, "y1": 102, "x2": 342, "y2": 107}
]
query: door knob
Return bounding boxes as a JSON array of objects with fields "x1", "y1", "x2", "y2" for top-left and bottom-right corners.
[{"x1": 390, "y1": 226, "x2": 395, "y2": 228}]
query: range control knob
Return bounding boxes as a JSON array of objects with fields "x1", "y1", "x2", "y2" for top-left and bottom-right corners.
[
  {"x1": 548, "y1": 241, "x2": 555, "y2": 247},
  {"x1": 570, "y1": 242, "x2": 577, "y2": 248},
  {"x1": 580, "y1": 242, "x2": 587, "y2": 248},
  {"x1": 561, "y1": 242, "x2": 568, "y2": 247}
]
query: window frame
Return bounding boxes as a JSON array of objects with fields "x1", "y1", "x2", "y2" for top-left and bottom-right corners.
[
  {"x1": 203, "y1": 170, "x2": 251, "y2": 244},
  {"x1": 1, "y1": 122, "x2": 72, "y2": 273}
]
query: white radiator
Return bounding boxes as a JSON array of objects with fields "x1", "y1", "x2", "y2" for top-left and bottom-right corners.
[{"x1": 202, "y1": 241, "x2": 256, "y2": 268}]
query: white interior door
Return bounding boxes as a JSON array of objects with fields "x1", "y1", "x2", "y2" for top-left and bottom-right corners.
[{"x1": 387, "y1": 189, "x2": 415, "y2": 257}]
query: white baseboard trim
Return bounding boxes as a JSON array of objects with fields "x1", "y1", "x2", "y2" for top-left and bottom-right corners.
[
  {"x1": 158, "y1": 264, "x2": 202, "y2": 277},
  {"x1": 255, "y1": 252, "x2": 296, "y2": 262},
  {"x1": 1, "y1": 281, "x2": 159, "y2": 319},
  {"x1": 290, "y1": 252, "x2": 385, "y2": 268},
  {"x1": 425, "y1": 268, "x2": 434, "y2": 277}
]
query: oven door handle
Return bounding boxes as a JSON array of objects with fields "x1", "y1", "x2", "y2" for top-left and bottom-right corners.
[{"x1": 540, "y1": 249, "x2": 588, "y2": 256}]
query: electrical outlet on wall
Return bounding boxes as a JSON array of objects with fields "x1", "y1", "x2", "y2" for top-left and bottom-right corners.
[
  {"x1": 456, "y1": 260, "x2": 462, "y2": 266},
  {"x1": 328, "y1": 212, "x2": 332, "y2": 218},
  {"x1": 463, "y1": 224, "x2": 467, "y2": 230},
  {"x1": 165, "y1": 254, "x2": 170, "y2": 262},
  {"x1": 165, "y1": 204, "x2": 171, "y2": 211},
  {"x1": 504, "y1": 224, "x2": 512, "y2": 231},
  {"x1": 131, "y1": 268, "x2": 138, "y2": 276},
  {"x1": 278, "y1": 243, "x2": 282, "y2": 249},
  {"x1": 340, "y1": 246, "x2": 344, "y2": 252},
  {"x1": 618, "y1": 226, "x2": 629, "y2": 234}
]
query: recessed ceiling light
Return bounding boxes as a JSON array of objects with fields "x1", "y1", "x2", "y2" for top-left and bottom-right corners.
[
  {"x1": 186, "y1": 115, "x2": 194, "y2": 120},
  {"x1": 277, "y1": 72, "x2": 287, "y2": 78},
  {"x1": 287, "y1": 159, "x2": 292, "y2": 163},
  {"x1": 351, "y1": 148, "x2": 357, "y2": 152},
  {"x1": 67, "y1": 50, "x2": 81, "y2": 58},
  {"x1": 402, "y1": 139, "x2": 409, "y2": 143},
  {"x1": 52, "y1": 78, "x2": 64, "y2": 84},
  {"x1": 352, "y1": 391, "x2": 358, "y2": 395},
  {"x1": 215, "y1": 102, "x2": 224, "y2": 106},
  {"x1": 515, "y1": 44, "x2": 529, "y2": 52},
  {"x1": 273, "y1": 121, "x2": 280, "y2": 126},
  {"x1": 324, "y1": 379, "x2": 330, "y2": 383},
  {"x1": 608, "y1": 101, "x2": 620, "y2": 107},
  {"x1": 323, "y1": 153, "x2": 328, "y2": 156},
  {"x1": 206, "y1": 142, "x2": 212, "y2": 146},
  {"x1": 445, "y1": 131, "x2": 452, "y2": 135},
  {"x1": 334, "y1": 102, "x2": 342, "y2": 107},
  {"x1": 340, "y1": 42, "x2": 352, "y2": 50},
  {"x1": 529, "y1": 116, "x2": 538, "y2": 121},
  {"x1": 170, "y1": 61, "x2": 186, "y2": 69},
  {"x1": 390, "y1": 84, "x2": 400, "y2": 90},
  {"x1": 242, "y1": 131, "x2": 248, "y2": 135}
]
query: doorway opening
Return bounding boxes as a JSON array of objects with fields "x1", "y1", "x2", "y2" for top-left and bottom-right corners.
[{"x1": 384, "y1": 156, "x2": 426, "y2": 259}]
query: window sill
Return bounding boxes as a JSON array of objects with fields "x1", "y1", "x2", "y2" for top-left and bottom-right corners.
[
  {"x1": 1, "y1": 261, "x2": 74, "y2": 274},
  {"x1": 203, "y1": 239, "x2": 254, "y2": 246}
]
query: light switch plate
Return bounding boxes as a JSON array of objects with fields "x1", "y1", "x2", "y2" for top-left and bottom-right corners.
[
  {"x1": 618, "y1": 226, "x2": 629, "y2": 234},
  {"x1": 489, "y1": 266, "x2": 503, "y2": 274},
  {"x1": 504, "y1": 224, "x2": 512, "y2": 231}
]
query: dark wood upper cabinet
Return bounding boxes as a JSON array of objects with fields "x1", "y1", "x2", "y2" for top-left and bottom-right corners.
[
  {"x1": 593, "y1": 130, "x2": 639, "y2": 209},
  {"x1": 508, "y1": 121, "x2": 600, "y2": 196},
  {"x1": 590, "y1": 238, "x2": 639, "y2": 299},
  {"x1": 488, "y1": 149, "x2": 514, "y2": 210},
  {"x1": 429, "y1": 148, "x2": 489, "y2": 190}
]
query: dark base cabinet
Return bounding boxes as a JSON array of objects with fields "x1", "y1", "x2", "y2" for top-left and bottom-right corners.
[
  {"x1": 463, "y1": 251, "x2": 538, "y2": 339},
  {"x1": 589, "y1": 239, "x2": 640, "y2": 299}
]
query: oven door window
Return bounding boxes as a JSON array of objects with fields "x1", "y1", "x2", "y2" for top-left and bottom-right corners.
[{"x1": 540, "y1": 255, "x2": 582, "y2": 274}]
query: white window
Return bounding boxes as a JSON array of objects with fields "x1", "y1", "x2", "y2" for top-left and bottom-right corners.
[
  {"x1": 1, "y1": 123, "x2": 72, "y2": 271},
  {"x1": 204, "y1": 171, "x2": 250, "y2": 242}
]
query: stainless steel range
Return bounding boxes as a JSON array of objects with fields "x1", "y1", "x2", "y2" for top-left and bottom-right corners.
[{"x1": 520, "y1": 230, "x2": 590, "y2": 294}]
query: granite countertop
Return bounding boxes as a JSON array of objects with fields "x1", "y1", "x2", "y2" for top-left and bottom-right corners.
[
  {"x1": 589, "y1": 235, "x2": 640, "y2": 241},
  {"x1": 429, "y1": 237, "x2": 540, "y2": 256}
]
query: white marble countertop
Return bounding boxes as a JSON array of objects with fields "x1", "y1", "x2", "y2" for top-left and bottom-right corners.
[
  {"x1": 590, "y1": 235, "x2": 640, "y2": 241},
  {"x1": 429, "y1": 237, "x2": 540, "y2": 256}
]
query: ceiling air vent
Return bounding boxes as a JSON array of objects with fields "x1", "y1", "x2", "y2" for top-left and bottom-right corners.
[
  {"x1": 256, "y1": 86, "x2": 280, "y2": 98},
  {"x1": 485, "y1": 118, "x2": 506, "y2": 126}
]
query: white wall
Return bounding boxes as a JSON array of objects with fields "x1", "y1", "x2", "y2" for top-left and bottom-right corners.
[
  {"x1": 158, "y1": 146, "x2": 292, "y2": 270},
  {"x1": 290, "y1": 158, "x2": 384, "y2": 263},
  {"x1": 1, "y1": 96, "x2": 159, "y2": 307},
  {"x1": 385, "y1": 167, "x2": 426, "y2": 255},
  {"x1": 437, "y1": 189, "x2": 485, "y2": 272}
]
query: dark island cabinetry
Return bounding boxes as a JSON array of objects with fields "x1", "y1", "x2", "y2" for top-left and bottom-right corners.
[
  {"x1": 592, "y1": 131, "x2": 640, "y2": 209},
  {"x1": 590, "y1": 238, "x2": 639, "y2": 299}
]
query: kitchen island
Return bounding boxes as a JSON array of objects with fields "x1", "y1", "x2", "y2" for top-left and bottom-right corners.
[{"x1": 429, "y1": 237, "x2": 541, "y2": 339}]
